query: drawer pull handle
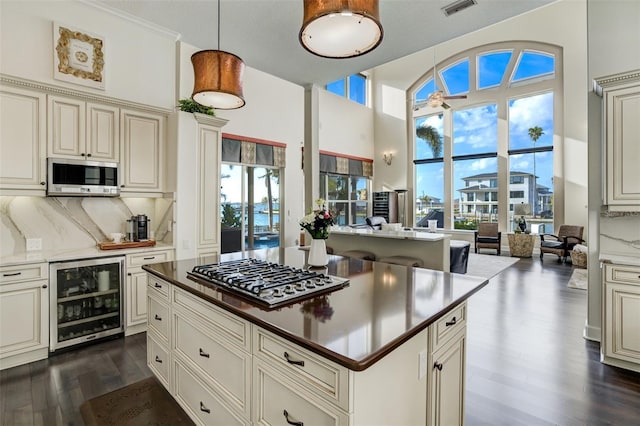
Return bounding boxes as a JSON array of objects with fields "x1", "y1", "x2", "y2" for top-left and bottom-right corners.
[
  {"x1": 283, "y1": 352, "x2": 304, "y2": 366},
  {"x1": 445, "y1": 317, "x2": 457, "y2": 326},
  {"x1": 283, "y1": 409, "x2": 303, "y2": 426},
  {"x1": 3, "y1": 272, "x2": 22, "y2": 277},
  {"x1": 200, "y1": 401, "x2": 210, "y2": 414},
  {"x1": 143, "y1": 256, "x2": 156, "y2": 260},
  {"x1": 154, "y1": 283, "x2": 162, "y2": 288},
  {"x1": 434, "y1": 362, "x2": 443, "y2": 371},
  {"x1": 155, "y1": 355, "x2": 162, "y2": 364},
  {"x1": 199, "y1": 348, "x2": 210, "y2": 358},
  {"x1": 154, "y1": 314, "x2": 162, "y2": 321}
]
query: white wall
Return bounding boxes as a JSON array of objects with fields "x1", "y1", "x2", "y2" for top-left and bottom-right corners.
[
  {"x1": 371, "y1": 0, "x2": 589, "y2": 233},
  {"x1": 0, "y1": 1, "x2": 177, "y2": 109}
]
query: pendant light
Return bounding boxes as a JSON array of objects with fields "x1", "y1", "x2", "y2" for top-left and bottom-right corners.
[
  {"x1": 191, "y1": 0, "x2": 245, "y2": 109},
  {"x1": 299, "y1": 0, "x2": 383, "y2": 58}
]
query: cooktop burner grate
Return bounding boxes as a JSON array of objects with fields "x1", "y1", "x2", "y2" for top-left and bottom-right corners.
[{"x1": 188, "y1": 258, "x2": 349, "y2": 308}]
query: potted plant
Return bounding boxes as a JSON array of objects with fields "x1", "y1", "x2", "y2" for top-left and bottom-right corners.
[
  {"x1": 177, "y1": 98, "x2": 215, "y2": 116},
  {"x1": 221, "y1": 203, "x2": 242, "y2": 253}
]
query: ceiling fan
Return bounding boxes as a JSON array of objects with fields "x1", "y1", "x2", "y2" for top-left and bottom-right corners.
[{"x1": 414, "y1": 51, "x2": 467, "y2": 110}]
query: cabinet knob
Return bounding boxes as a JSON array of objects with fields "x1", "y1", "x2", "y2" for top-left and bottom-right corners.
[
  {"x1": 283, "y1": 409, "x2": 303, "y2": 426},
  {"x1": 434, "y1": 362, "x2": 443, "y2": 371},
  {"x1": 42, "y1": 284, "x2": 48, "y2": 289},
  {"x1": 40, "y1": 181, "x2": 46, "y2": 186},
  {"x1": 81, "y1": 153, "x2": 86, "y2": 156},
  {"x1": 120, "y1": 185, "x2": 125, "y2": 188},
  {"x1": 127, "y1": 273, "x2": 132, "y2": 276},
  {"x1": 87, "y1": 153, "x2": 92, "y2": 157}
]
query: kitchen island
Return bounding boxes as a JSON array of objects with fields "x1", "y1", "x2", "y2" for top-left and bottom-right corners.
[
  {"x1": 327, "y1": 227, "x2": 451, "y2": 271},
  {"x1": 143, "y1": 247, "x2": 489, "y2": 425}
]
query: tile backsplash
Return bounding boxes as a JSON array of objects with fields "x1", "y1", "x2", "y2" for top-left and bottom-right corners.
[{"x1": 0, "y1": 196, "x2": 173, "y2": 257}]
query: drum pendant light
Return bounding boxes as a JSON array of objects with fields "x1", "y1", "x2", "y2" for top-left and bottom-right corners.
[
  {"x1": 300, "y1": 0, "x2": 383, "y2": 58},
  {"x1": 192, "y1": 0, "x2": 245, "y2": 109}
]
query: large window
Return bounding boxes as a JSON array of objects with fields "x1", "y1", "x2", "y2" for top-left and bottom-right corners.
[
  {"x1": 319, "y1": 173, "x2": 370, "y2": 226},
  {"x1": 326, "y1": 73, "x2": 368, "y2": 106},
  {"x1": 412, "y1": 43, "x2": 559, "y2": 233}
]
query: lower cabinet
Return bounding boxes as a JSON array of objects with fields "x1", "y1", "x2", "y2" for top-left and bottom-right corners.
[
  {"x1": 602, "y1": 263, "x2": 640, "y2": 373},
  {"x1": 125, "y1": 249, "x2": 173, "y2": 335},
  {"x1": 0, "y1": 263, "x2": 49, "y2": 370},
  {"x1": 148, "y1": 275, "x2": 469, "y2": 425}
]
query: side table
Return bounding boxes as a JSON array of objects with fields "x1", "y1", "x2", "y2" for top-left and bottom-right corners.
[{"x1": 507, "y1": 233, "x2": 535, "y2": 257}]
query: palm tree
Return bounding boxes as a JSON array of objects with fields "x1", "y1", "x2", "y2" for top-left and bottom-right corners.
[
  {"x1": 528, "y1": 126, "x2": 544, "y2": 217},
  {"x1": 416, "y1": 124, "x2": 442, "y2": 158}
]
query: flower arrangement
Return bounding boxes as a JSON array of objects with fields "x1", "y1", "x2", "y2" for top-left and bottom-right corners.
[{"x1": 300, "y1": 199, "x2": 334, "y2": 240}]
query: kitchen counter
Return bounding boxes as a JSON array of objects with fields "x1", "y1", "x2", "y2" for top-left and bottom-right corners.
[
  {"x1": 143, "y1": 247, "x2": 488, "y2": 371},
  {"x1": 0, "y1": 242, "x2": 174, "y2": 267},
  {"x1": 600, "y1": 252, "x2": 640, "y2": 267},
  {"x1": 327, "y1": 227, "x2": 451, "y2": 271}
]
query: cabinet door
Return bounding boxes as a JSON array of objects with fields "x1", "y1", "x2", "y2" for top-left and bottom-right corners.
[
  {"x1": 87, "y1": 102, "x2": 119, "y2": 160},
  {"x1": 198, "y1": 124, "x2": 220, "y2": 248},
  {"x1": 0, "y1": 86, "x2": 46, "y2": 190},
  {"x1": 127, "y1": 270, "x2": 148, "y2": 327},
  {"x1": 604, "y1": 282, "x2": 640, "y2": 363},
  {"x1": 0, "y1": 281, "x2": 48, "y2": 357},
  {"x1": 48, "y1": 96, "x2": 86, "y2": 158},
  {"x1": 604, "y1": 84, "x2": 640, "y2": 209},
  {"x1": 428, "y1": 331, "x2": 466, "y2": 426},
  {"x1": 121, "y1": 109, "x2": 165, "y2": 193}
]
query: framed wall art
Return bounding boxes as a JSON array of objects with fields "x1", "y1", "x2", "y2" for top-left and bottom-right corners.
[{"x1": 53, "y1": 22, "x2": 105, "y2": 89}]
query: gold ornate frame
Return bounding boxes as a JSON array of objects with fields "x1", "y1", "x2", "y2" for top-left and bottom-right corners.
[{"x1": 53, "y1": 23, "x2": 105, "y2": 89}]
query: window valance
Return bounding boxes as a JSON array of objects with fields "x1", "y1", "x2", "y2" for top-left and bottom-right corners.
[
  {"x1": 222, "y1": 133, "x2": 286, "y2": 167},
  {"x1": 319, "y1": 150, "x2": 373, "y2": 177}
]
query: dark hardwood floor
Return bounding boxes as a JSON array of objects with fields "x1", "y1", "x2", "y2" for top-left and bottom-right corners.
[{"x1": 1, "y1": 257, "x2": 639, "y2": 425}]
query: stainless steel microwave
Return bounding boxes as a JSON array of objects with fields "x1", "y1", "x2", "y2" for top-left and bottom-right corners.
[{"x1": 47, "y1": 158, "x2": 120, "y2": 196}]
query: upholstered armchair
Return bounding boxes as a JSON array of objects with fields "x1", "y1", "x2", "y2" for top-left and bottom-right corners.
[
  {"x1": 540, "y1": 225, "x2": 584, "y2": 263},
  {"x1": 474, "y1": 222, "x2": 501, "y2": 255}
]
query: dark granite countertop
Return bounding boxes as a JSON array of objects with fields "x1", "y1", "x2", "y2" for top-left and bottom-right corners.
[{"x1": 143, "y1": 247, "x2": 489, "y2": 371}]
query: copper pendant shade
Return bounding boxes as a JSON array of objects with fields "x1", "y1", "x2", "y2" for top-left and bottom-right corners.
[
  {"x1": 300, "y1": 0, "x2": 383, "y2": 58},
  {"x1": 191, "y1": 50, "x2": 245, "y2": 110}
]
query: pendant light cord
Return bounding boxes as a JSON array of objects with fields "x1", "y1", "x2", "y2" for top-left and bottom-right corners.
[{"x1": 217, "y1": 0, "x2": 221, "y2": 50}]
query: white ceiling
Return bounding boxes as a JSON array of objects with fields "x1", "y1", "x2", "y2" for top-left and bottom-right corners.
[{"x1": 100, "y1": 0, "x2": 557, "y2": 87}]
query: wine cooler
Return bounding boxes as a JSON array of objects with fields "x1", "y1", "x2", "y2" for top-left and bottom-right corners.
[{"x1": 49, "y1": 256, "x2": 125, "y2": 352}]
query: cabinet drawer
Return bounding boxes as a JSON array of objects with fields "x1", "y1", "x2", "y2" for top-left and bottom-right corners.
[
  {"x1": 605, "y1": 264, "x2": 640, "y2": 286},
  {"x1": 0, "y1": 263, "x2": 47, "y2": 285},
  {"x1": 174, "y1": 360, "x2": 249, "y2": 426},
  {"x1": 128, "y1": 249, "x2": 173, "y2": 268},
  {"x1": 174, "y1": 312, "x2": 250, "y2": 416},
  {"x1": 147, "y1": 332, "x2": 170, "y2": 388},
  {"x1": 148, "y1": 295, "x2": 169, "y2": 340},
  {"x1": 147, "y1": 276, "x2": 169, "y2": 300},
  {"x1": 254, "y1": 360, "x2": 349, "y2": 426},
  {"x1": 173, "y1": 287, "x2": 250, "y2": 351},
  {"x1": 253, "y1": 327, "x2": 349, "y2": 411},
  {"x1": 431, "y1": 301, "x2": 467, "y2": 351}
]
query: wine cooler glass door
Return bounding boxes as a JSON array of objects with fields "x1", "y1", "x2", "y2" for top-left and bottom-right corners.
[{"x1": 49, "y1": 256, "x2": 125, "y2": 351}]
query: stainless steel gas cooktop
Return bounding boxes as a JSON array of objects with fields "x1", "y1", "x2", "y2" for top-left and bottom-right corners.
[{"x1": 188, "y1": 258, "x2": 349, "y2": 309}]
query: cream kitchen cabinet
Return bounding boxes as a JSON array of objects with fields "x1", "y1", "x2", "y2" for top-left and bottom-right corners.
[
  {"x1": 168, "y1": 112, "x2": 228, "y2": 260},
  {"x1": 595, "y1": 70, "x2": 640, "y2": 211},
  {"x1": 0, "y1": 86, "x2": 47, "y2": 193},
  {"x1": 125, "y1": 249, "x2": 173, "y2": 335},
  {"x1": 601, "y1": 263, "x2": 640, "y2": 373},
  {"x1": 120, "y1": 109, "x2": 165, "y2": 194},
  {"x1": 47, "y1": 95, "x2": 119, "y2": 161},
  {"x1": 0, "y1": 263, "x2": 49, "y2": 370}
]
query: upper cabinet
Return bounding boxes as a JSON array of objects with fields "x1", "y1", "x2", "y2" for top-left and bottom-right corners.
[
  {"x1": 595, "y1": 70, "x2": 640, "y2": 211},
  {"x1": 0, "y1": 86, "x2": 47, "y2": 193},
  {"x1": 120, "y1": 109, "x2": 165, "y2": 194},
  {"x1": 48, "y1": 96, "x2": 119, "y2": 161}
]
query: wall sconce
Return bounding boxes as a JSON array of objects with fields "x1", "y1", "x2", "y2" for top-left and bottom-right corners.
[{"x1": 383, "y1": 153, "x2": 393, "y2": 165}]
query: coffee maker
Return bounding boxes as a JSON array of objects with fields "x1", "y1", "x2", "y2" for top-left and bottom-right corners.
[{"x1": 127, "y1": 214, "x2": 150, "y2": 241}]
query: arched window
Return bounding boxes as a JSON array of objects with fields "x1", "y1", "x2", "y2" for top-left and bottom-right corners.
[{"x1": 410, "y1": 42, "x2": 561, "y2": 234}]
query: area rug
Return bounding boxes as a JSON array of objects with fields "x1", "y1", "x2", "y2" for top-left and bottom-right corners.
[
  {"x1": 80, "y1": 377, "x2": 193, "y2": 426},
  {"x1": 568, "y1": 268, "x2": 588, "y2": 290},
  {"x1": 466, "y1": 253, "x2": 519, "y2": 279}
]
